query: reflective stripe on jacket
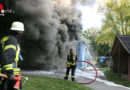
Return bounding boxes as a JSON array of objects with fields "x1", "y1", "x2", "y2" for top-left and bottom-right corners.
[
  {"x1": 1, "y1": 36, "x2": 21, "y2": 72},
  {"x1": 67, "y1": 52, "x2": 77, "y2": 66}
]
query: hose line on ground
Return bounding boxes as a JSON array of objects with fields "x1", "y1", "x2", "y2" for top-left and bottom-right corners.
[{"x1": 77, "y1": 60, "x2": 98, "y2": 84}]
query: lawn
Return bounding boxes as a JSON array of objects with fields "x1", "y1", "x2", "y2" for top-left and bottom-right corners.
[
  {"x1": 22, "y1": 75, "x2": 92, "y2": 90},
  {"x1": 102, "y1": 67, "x2": 130, "y2": 87}
]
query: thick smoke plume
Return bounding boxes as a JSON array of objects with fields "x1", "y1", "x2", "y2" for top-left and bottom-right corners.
[{"x1": 8, "y1": 0, "x2": 95, "y2": 69}]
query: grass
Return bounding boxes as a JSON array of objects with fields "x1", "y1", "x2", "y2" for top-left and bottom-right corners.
[
  {"x1": 22, "y1": 75, "x2": 92, "y2": 90},
  {"x1": 101, "y1": 67, "x2": 130, "y2": 87}
]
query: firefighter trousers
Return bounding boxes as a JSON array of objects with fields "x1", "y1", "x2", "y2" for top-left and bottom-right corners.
[
  {"x1": 0, "y1": 79, "x2": 22, "y2": 90},
  {"x1": 64, "y1": 65, "x2": 76, "y2": 81}
]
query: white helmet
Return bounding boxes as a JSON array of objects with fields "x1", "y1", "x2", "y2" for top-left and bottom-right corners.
[{"x1": 10, "y1": 21, "x2": 24, "y2": 32}]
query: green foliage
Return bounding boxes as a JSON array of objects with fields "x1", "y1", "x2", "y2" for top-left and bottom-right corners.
[
  {"x1": 98, "y1": 0, "x2": 130, "y2": 44},
  {"x1": 96, "y1": 43, "x2": 110, "y2": 56},
  {"x1": 101, "y1": 67, "x2": 110, "y2": 72},
  {"x1": 82, "y1": 30, "x2": 110, "y2": 56},
  {"x1": 82, "y1": 0, "x2": 130, "y2": 56},
  {"x1": 102, "y1": 67, "x2": 130, "y2": 87},
  {"x1": 22, "y1": 75, "x2": 92, "y2": 90}
]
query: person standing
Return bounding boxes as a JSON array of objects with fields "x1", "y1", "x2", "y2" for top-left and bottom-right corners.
[
  {"x1": 0, "y1": 21, "x2": 24, "y2": 90},
  {"x1": 64, "y1": 49, "x2": 77, "y2": 81}
]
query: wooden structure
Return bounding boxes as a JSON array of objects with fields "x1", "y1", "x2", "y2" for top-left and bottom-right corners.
[{"x1": 112, "y1": 35, "x2": 130, "y2": 81}]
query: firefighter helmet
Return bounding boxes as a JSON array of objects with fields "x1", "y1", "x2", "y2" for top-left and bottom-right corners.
[
  {"x1": 70, "y1": 48, "x2": 73, "y2": 52},
  {"x1": 10, "y1": 21, "x2": 24, "y2": 32}
]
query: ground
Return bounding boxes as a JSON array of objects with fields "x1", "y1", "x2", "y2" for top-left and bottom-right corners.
[
  {"x1": 22, "y1": 67, "x2": 130, "y2": 90},
  {"x1": 86, "y1": 81, "x2": 129, "y2": 90}
]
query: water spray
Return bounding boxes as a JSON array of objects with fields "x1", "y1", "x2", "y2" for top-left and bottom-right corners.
[{"x1": 21, "y1": 76, "x2": 29, "y2": 85}]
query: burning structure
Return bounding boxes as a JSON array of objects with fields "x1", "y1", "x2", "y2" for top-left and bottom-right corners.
[{"x1": 0, "y1": 0, "x2": 95, "y2": 69}]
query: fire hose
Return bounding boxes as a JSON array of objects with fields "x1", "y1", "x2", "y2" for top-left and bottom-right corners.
[
  {"x1": 77, "y1": 60, "x2": 97, "y2": 84},
  {"x1": 0, "y1": 72, "x2": 28, "y2": 89}
]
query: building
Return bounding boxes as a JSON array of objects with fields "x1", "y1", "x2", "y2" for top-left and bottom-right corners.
[{"x1": 111, "y1": 35, "x2": 130, "y2": 81}]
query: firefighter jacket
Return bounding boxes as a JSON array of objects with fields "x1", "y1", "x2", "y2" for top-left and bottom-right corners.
[
  {"x1": 67, "y1": 52, "x2": 77, "y2": 66},
  {"x1": 0, "y1": 35, "x2": 21, "y2": 77}
]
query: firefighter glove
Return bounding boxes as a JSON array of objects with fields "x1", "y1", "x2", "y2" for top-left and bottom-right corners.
[{"x1": 6, "y1": 70, "x2": 14, "y2": 81}]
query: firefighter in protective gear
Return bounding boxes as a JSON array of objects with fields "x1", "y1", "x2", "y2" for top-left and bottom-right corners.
[
  {"x1": 0, "y1": 21, "x2": 24, "y2": 90},
  {"x1": 64, "y1": 49, "x2": 77, "y2": 81}
]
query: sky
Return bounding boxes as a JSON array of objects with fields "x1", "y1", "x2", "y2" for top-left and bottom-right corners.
[{"x1": 79, "y1": 0, "x2": 104, "y2": 31}]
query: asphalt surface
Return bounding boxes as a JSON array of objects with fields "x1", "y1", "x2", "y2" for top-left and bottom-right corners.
[{"x1": 86, "y1": 81, "x2": 130, "y2": 90}]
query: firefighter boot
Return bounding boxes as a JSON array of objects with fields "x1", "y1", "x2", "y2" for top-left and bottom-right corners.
[
  {"x1": 64, "y1": 75, "x2": 68, "y2": 80},
  {"x1": 72, "y1": 78, "x2": 75, "y2": 82},
  {"x1": 71, "y1": 76, "x2": 75, "y2": 82}
]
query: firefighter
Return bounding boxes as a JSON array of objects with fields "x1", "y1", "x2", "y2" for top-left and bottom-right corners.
[
  {"x1": 0, "y1": 21, "x2": 24, "y2": 90},
  {"x1": 64, "y1": 49, "x2": 77, "y2": 81}
]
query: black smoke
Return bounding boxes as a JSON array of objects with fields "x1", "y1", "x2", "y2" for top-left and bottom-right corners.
[{"x1": 0, "y1": 0, "x2": 96, "y2": 70}]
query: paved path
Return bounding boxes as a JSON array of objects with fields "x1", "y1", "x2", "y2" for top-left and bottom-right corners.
[{"x1": 86, "y1": 81, "x2": 130, "y2": 90}]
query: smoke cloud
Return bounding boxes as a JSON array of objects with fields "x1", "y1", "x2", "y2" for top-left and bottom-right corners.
[
  {"x1": 79, "y1": 0, "x2": 96, "y2": 6},
  {"x1": 8, "y1": 0, "x2": 95, "y2": 69}
]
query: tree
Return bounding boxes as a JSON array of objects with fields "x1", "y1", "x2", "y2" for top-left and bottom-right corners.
[
  {"x1": 82, "y1": 0, "x2": 130, "y2": 56},
  {"x1": 82, "y1": 29, "x2": 110, "y2": 56},
  {"x1": 97, "y1": 0, "x2": 130, "y2": 47}
]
